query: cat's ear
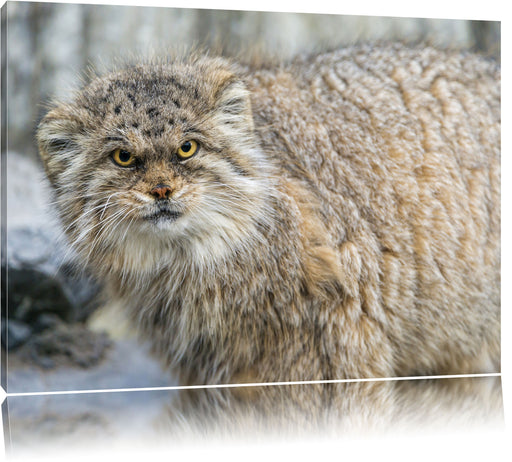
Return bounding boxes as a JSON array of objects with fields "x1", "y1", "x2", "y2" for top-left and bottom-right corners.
[
  {"x1": 37, "y1": 105, "x2": 86, "y2": 187},
  {"x1": 214, "y1": 78, "x2": 254, "y2": 134}
]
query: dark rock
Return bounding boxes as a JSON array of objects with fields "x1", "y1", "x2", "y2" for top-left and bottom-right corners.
[
  {"x1": 8, "y1": 266, "x2": 75, "y2": 324},
  {"x1": 8, "y1": 337, "x2": 175, "y2": 394},
  {"x1": 56, "y1": 263, "x2": 100, "y2": 323},
  {"x1": 33, "y1": 313, "x2": 62, "y2": 333},
  {"x1": 5, "y1": 152, "x2": 101, "y2": 342},
  {"x1": 18, "y1": 323, "x2": 112, "y2": 370}
]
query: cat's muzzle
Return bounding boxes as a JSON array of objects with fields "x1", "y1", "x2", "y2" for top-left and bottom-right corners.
[{"x1": 143, "y1": 202, "x2": 182, "y2": 223}]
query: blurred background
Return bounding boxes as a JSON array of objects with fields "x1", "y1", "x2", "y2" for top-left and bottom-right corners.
[{"x1": 0, "y1": 2, "x2": 502, "y2": 455}]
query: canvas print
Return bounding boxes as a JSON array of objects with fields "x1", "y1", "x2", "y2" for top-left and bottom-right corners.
[{"x1": 0, "y1": 1, "x2": 502, "y2": 456}]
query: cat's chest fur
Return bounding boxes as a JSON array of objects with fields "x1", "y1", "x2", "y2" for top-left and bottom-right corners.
[{"x1": 104, "y1": 188, "x2": 350, "y2": 384}]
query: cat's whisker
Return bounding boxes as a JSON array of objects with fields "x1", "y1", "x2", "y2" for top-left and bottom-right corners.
[
  {"x1": 52, "y1": 201, "x2": 130, "y2": 275},
  {"x1": 99, "y1": 192, "x2": 123, "y2": 220},
  {"x1": 81, "y1": 208, "x2": 134, "y2": 264},
  {"x1": 50, "y1": 189, "x2": 123, "y2": 203},
  {"x1": 89, "y1": 204, "x2": 145, "y2": 254},
  {"x1": 118, "y1": 206, "x2": 146, "y2": 245},
  {"x1": 61, "y1": 201, "x2": 119, "y2": 234},
  {"x1": 76, "y1": 208, "x2": 129, "y2": 243},
  {"x1": 71, "y1": 207, "x2": 130, "y2": 253}
]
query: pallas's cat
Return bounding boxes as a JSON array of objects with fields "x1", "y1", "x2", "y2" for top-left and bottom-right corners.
[{"x1": 37, "y1": 45, "x2": 500, "y2": 385}]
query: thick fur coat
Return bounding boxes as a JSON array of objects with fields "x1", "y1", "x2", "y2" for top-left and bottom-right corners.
[{"x1": 37, "y1": 44, "x2": 500, "y2": 386}]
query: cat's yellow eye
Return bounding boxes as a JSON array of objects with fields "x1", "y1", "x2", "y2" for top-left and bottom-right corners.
[
  {"x1": 177, "y1": 140, "x2": 199, "y2": 160},
  {"x1": 112, "y1": 149, "x2": 136, "y2": 167}
]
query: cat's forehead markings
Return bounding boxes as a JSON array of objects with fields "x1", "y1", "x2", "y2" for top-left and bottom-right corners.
[
  {"x1": 183, "y1": 126, "x2": 202, "y2": 136},
  {"x1": 105, "y1": 136, "x2": 123, "y2": 142}
]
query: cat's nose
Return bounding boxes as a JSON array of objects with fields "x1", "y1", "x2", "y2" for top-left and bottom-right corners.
[{"x1": 150, "y1": 184, "x2": 173, "y2": 200}]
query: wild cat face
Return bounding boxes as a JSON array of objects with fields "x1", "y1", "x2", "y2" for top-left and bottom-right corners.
[{"x1": 37, "y1": 57, "x2": 272, "y2": 274}]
